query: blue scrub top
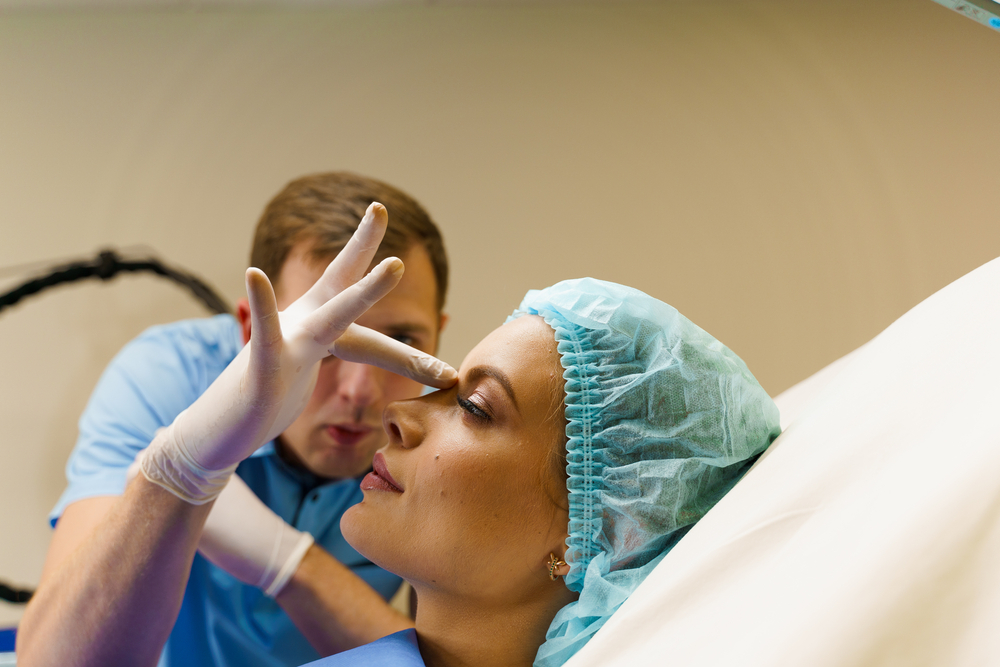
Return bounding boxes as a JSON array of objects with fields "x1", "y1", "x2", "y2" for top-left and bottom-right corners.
[
  {"x1": 50, "y1": 315, "x2": 402, "y2": 667},
  {"x1": 301, "y1": 630, "x2": 424, "y2": 667}
]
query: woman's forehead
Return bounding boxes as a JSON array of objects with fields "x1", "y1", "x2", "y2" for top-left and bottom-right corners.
[
  {"x1": 461, "y1": 316, "x2": 562, "y2": 403},
  {"x1": 464, "y1": 315, "x2": 554, "y2": 362}
]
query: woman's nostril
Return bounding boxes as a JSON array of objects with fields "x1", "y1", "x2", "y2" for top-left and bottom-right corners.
[{"x1": 382, "y1": 400, "x2": 421, "y2": 449}]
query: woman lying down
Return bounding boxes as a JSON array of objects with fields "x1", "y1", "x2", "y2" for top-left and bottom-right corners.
[
  {"x1": 28, "y1": 207, "x2": 780, "y2": 667},
  {"x1": 333, "y1": 276, "x2": 780, "y2": 667}
]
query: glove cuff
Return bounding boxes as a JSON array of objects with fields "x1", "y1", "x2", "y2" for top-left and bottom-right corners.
[
  {"x1": 138, "y1": 427, "x2": 238, "y2": 505},
  {"x1": 264, "y1": 532, "x2": 315, "y2": 598}
]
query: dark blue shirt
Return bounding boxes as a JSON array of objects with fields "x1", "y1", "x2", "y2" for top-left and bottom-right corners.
[{"x1": 302, "y1": 630, "x2": 424, "y2": 667}]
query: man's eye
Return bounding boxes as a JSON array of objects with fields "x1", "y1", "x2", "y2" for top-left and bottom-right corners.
[
  {"x1": 391, "y1": 334, "x2": 417, "y2": 347},
  {"x1": 457, "y1": 396, "x2": 490, "y2": 422}
]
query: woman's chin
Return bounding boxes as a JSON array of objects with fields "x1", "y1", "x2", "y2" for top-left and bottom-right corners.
[
  {"x1": 341, "y1": 503, "x2": 394, "y2": 569},
  {"x1": 340, "y1": 503, "x2": 366, "y2": 552}
]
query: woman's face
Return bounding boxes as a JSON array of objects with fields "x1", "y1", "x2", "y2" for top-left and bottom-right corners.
[{"x1": 341, "y1": 315, "x2": 569, "y2": 602}]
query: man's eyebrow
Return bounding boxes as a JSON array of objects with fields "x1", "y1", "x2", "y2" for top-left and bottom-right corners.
[
  {"x1": 466, "y1": 365, "x2": 519, "y2": 412},
  {"x1": 382, "y1": 323, "x2": 432, "y2": 335}
]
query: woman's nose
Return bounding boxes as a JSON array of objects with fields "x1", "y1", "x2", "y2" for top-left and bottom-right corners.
[
  {"x1": 382, "y1": 388, "x2": 449, "y2": 449},
  {"x1": 382, "y1": 399, "x2": 420, "y2": 450}
]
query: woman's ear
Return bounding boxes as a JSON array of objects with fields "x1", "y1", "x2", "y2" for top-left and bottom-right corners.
[
  {"x1": 546, "y1": 551, "x2": 571, "y2": 580},
  {"x1": 235, "y1": 297, "x2": 252, "y2": 346}
]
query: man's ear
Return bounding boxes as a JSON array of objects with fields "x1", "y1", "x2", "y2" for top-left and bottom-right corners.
[
  {"x1": 235, "y1": 297, "x2": 252, "y2": 346},
  {"x1": 432, "y1": 312, "x2": 449, "y2": 355}
]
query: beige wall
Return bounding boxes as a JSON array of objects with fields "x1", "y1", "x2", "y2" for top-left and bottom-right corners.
[{"x1": 2, "y1": 0, "x2": 998, "y2": 625}]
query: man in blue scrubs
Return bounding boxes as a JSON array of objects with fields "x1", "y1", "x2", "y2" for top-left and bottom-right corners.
[{"x1": 21, "y1": 173, "x2": 449, "y2": 667}]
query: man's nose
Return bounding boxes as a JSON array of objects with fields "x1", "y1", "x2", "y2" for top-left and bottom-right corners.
[{"x1": 333, "y1": 360, "x2": 382, "y2": 408}]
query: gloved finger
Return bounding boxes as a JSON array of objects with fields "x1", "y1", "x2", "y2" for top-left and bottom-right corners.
[
  {"x1": 332, "y1": 324, "x2": 458, "y2": 388},
  {"x1": 300, "y1": 256, "x2": 404, "y2": 347},
  {"x1": 301, "y1": 202, "x2": 388, "y2": 306},
  {"x1": 246, "y1": 268, "x2": 282, "y2": 370}
]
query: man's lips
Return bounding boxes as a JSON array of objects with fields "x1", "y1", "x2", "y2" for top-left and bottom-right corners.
[
  {"x1": 325, "y1": 424, "x2": 374, "y2": 447},
  {"x1": 361, "y1": 452, "x2": 403, "y2": 493}
]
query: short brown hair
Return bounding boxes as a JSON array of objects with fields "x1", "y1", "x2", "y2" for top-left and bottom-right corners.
[{"x1": 250, "y1": 172, "x2": 448, "y2": 311}]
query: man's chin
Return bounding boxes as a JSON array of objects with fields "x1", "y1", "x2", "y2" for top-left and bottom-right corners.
[{"x1": 305, "y1": 446, "x2": 380, "y2": 480}]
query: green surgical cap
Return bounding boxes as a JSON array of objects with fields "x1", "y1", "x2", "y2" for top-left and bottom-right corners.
[{"x1": 509, "y1": 278, "x2": 781, "y2": 667}]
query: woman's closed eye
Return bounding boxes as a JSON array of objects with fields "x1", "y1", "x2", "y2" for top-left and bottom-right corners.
[{"x1": 457, "y1": 394, "x2": 491, "y2": 422}]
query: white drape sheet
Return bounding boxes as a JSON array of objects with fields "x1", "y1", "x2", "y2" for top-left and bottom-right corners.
[{"x1": 566, "y1": 257, "x2": 1000, "y2": 667}]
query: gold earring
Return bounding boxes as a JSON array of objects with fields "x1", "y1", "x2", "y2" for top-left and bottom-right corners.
[{"x1": 548, "y1": 553, "x2": 567, "y2": 581}]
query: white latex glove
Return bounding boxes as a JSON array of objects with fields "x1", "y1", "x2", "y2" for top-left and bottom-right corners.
[
  {"x1": 125, "y1": 456, "x2": 311, "y2": 597},
  {"x1": 198, "y1": 475, "x2": 313, "y2": 597},
  {"x1": 138, "y1": 202, "x2": 457, "y2": 504}
]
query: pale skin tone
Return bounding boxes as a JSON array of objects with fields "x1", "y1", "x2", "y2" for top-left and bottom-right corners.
[
  {"x1": 19, "y1": 235, "x2": 446, "y2": 663},
  {"x1": 342, "y1": 315, "x2": 577, "y2": 667}
]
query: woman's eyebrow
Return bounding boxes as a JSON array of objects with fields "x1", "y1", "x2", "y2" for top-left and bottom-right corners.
[{"x1": 466, "y1": 365, "x2": 519, "y2": 411}]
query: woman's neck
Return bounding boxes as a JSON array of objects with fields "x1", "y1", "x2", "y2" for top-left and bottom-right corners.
[{"x1": 412, "y1": 584, "x2": 576, "y2": 667}]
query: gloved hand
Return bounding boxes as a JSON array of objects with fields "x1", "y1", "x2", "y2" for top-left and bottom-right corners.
[
  {"x1": 198, "y1": 474, "x2": 313, "y2": 597},
  {"x1": 138, "y1": 202, "x2": 457, "y2": 504},
  {"x1": 124, "y1": 455, "x2": 313, "y2": 597}
]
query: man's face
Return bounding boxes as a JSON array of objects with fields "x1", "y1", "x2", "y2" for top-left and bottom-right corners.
[{"x1": 268, "y1": 241, "x2": 442, "y2": 479}]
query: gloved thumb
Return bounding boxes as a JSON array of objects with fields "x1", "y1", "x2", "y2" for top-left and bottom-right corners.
[{"x1": 246, "y1": 268, "x2": 280, "y2": 343}]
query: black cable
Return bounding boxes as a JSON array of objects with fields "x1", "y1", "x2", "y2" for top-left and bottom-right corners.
[
  {"x1": 0, "y1": 249, "x2": 230, "y2": 601},
  {"x1": 0, "y1": 249, "x2": 231, "y2": 316},
  {"x1": 0, "y1": 581, "x2": 32, "y2": 604}
]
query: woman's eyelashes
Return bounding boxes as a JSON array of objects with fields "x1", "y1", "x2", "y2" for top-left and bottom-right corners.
[{"x1": 457, "y1": 394, "x2": 492, "y2": 422}]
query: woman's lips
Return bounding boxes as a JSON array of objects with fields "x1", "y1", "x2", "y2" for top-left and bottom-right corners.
[
  {"x1": 361, "y1": 452, "x2": 403, "y2": 493},
  {"x1": 326, "y1": 424, "x2": 373, "y2": 447}
]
